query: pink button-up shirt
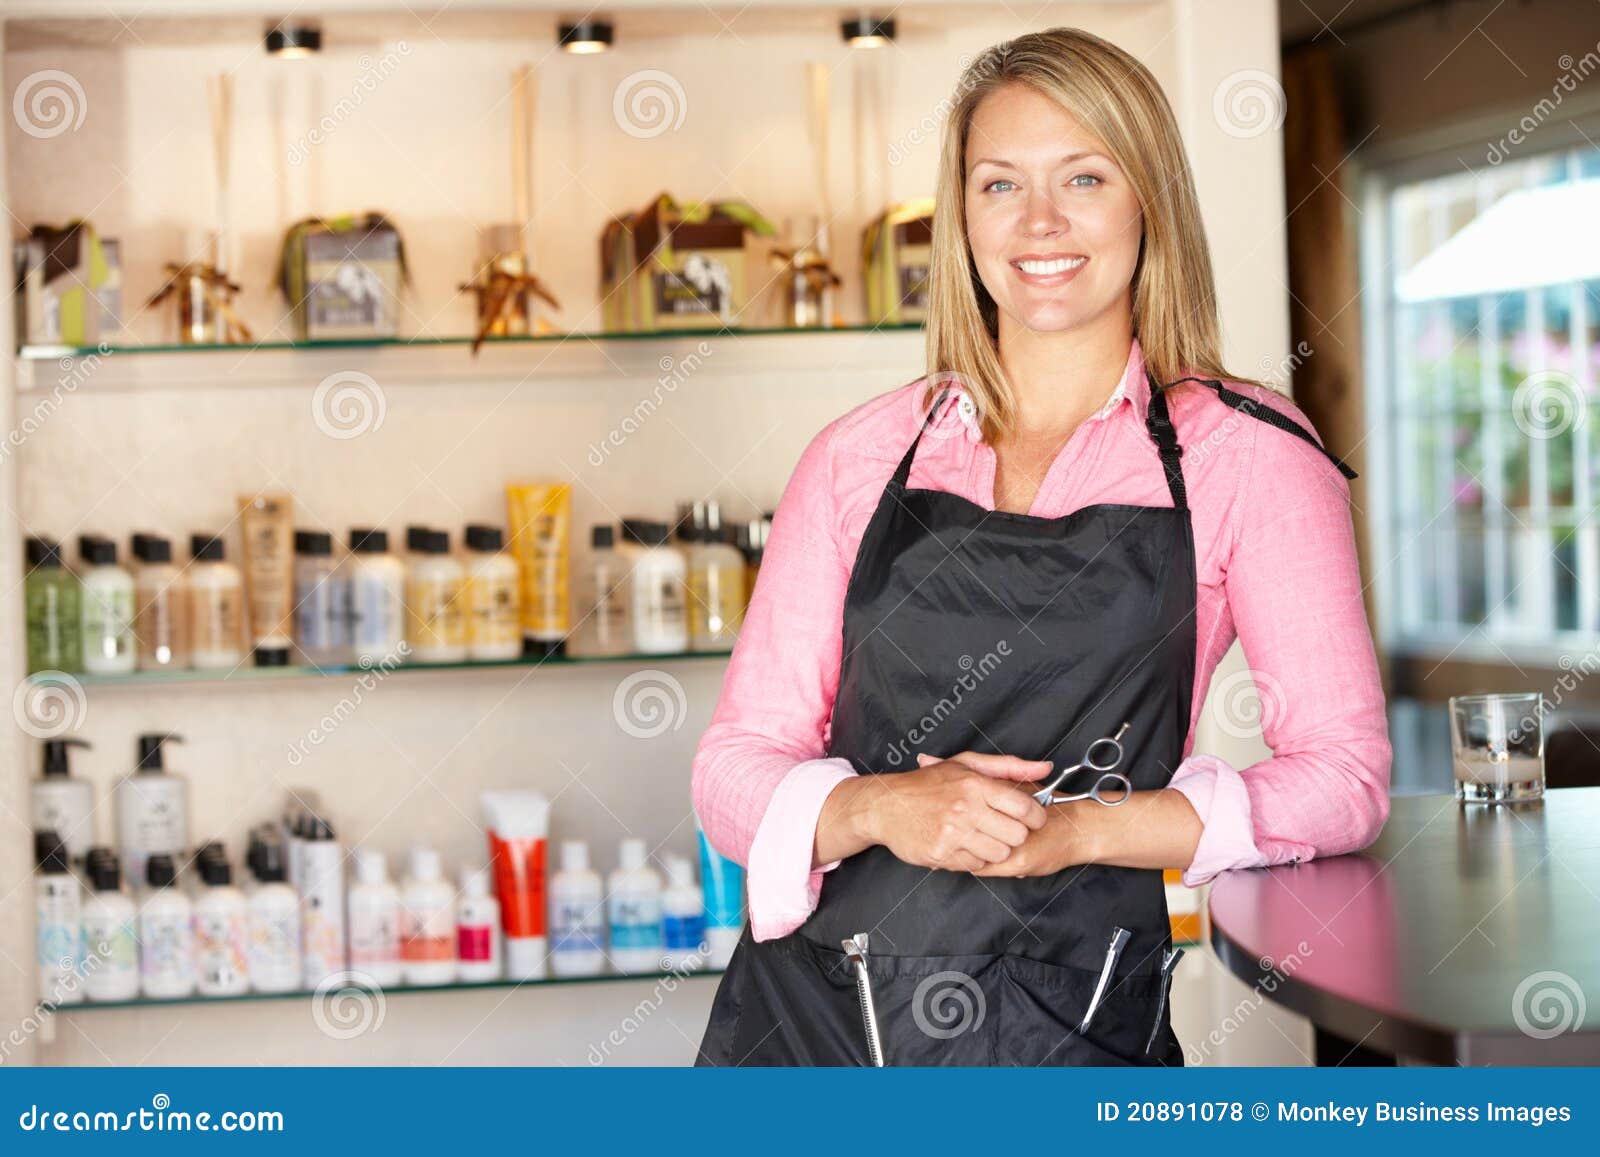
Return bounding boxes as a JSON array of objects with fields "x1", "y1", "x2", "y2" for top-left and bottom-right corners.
[{"x1": 692, "y1": 337, "x2": 1392, "y2": 941}]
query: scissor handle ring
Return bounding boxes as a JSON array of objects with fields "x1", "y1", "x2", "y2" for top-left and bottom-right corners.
[
  {"x1": 1083, "y1": 737, "x2": 1124, "y2": 772},
  {"x1": 1094, "y1": 771, "x2": 1134, "y2": 805}
]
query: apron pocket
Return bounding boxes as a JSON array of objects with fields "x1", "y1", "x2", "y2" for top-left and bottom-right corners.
[{"x1": 995, "y1": 952, "x2": 1170, "y2": 1067}]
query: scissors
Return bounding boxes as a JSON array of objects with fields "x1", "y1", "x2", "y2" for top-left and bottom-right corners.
[{"x1": 1030, "y1": 722, "x2": 1132, "y2": 807}]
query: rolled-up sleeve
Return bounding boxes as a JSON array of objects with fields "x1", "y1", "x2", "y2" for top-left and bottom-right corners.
[
  {"x1": 1182, "y1": 394, "x2": 1392, "y2": 882},
  {"x1": 690, "y1": 421, "x2": 860, "y2": 940}
]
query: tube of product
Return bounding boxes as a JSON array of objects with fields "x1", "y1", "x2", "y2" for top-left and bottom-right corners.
[
  {"x1": 696, "y1": 817, "x2": 746, "y2": 968},
  {"x1": 504, "y1": 482, "x2": 570, "y2": 657},
  {"x1": 237, "y1": 492, "x2": 294, "y2": 667},
  {"x1": 481, "y1": 789, "x2": 550, "y2": 980}
]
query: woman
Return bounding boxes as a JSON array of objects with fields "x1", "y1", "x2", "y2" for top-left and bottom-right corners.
[{"x1": 692, "y1": 27, "x2": 1390, "y2": 1067}]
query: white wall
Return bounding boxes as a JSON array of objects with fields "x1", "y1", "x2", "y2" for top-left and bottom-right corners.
[{"x1": 1, "y1": 0, "x2": 1304, "y2": 1066}]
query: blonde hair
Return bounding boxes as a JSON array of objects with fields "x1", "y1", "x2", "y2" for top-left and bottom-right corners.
[{"x1": 925, "y1": 26, "x2": 1264, "y2": 439}]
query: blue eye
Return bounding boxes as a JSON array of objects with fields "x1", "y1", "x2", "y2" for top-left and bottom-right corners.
[
  {"x1": 1071, "y1": 174, "x2": 1103, "y2": 187},
  {"x1": 982, "y1": 178, "x2": 1016, "y2": 193}
]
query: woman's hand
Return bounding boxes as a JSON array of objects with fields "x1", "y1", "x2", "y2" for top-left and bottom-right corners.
[
  {"x1": 815, "y1": 752, "x2": 1051, "y2": 871},
  {"x1": 972, "y1": 802, "x2": 1098, "y2": 877}
]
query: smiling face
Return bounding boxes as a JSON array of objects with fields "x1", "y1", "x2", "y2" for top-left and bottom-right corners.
[{"x1": 963, "y1": 83, "x2": 1144, "y2": 338}]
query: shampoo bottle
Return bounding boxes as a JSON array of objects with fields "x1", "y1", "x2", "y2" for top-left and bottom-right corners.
[
  {"x1": 462, "y1": 525, "x2": 522, "y2": 661},
  {"x1": 607, "y1": 838, "x2": 664, "y2": 974},
  {"x1": 661, "y1": 854, "x2": 706, "y2": 971},
  {"x1": 114, "y1": 733, "x2": 189, "y2": 889},
  {"x1": 405, "y1": 527, "x2": 467, "y2": 664},
  {"x1": 549, "y1": 840, "x2": 606, "y2": 978},
  {"x1": 347, "y1": 849, "x2": 401, "y2": 987},
  {"x1": 455, "y1": 865, "x2": 502, "y2": 982},
  {"x1": 345, "y1": 529, "x2": 407, "y2": 665},
  {"x1": 246, "y1": 834, "x2": 301, "y2": 994},
  {"x1": 575, "y1": 526, "x2": 631, "y2": 658},
  {"x1": 78, "y1": 534, "x2": 137, "y2": 674},
  {"x1": 24, "y1": 536, "x2": 82, "y2": 674},
  {"x1": 30, "y1": 737, "x2": 94, "y2": 864},
  {"x1": 131, "y1": 532, "x2": 189, "y2": 670},
  {"x1": 34, "y1": 831, "x2": 82, "y2": 1005},
  {"x1": 138, "y1": 853, "x2": 195, "y2": 999},
  {"x1": 292, "y1": 530, "x2": 351, "y2": 668},
  {"x1": 80, "y1": 849, "x2": 139, "y2": 1002},
  {"x1": 193, "y1": 851, "x2": 250, "y2": 997},
  {"x1": 400, "y1": 846, "x2": 456, "y2": 986},
  {"x1": 187, "y1": 534, "x2": 245, "y2": 670}
]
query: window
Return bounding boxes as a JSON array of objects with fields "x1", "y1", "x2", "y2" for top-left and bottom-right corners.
[{"x1": 1367, "y1": 145, "x2": 1600, "y2": 658}]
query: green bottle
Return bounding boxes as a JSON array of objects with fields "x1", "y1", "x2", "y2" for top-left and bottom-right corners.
[{"x1": 25, "y1": 536, "x2": 82, "y2": 673}]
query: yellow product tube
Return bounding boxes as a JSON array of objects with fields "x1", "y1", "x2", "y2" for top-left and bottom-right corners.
[
  {"x1": 237, "y1": 491, "x2": 294, "y2": 666},
  {"x1": 505, "y1": 482, "x2": 571, "y2": 657}
]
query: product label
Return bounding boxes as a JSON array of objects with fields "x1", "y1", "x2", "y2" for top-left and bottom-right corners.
[
  {"x1": 249, "y1": 909, "x2": 300, "y2": 980},
  {"x1": 457, "y1": 925, "x2": 493, "y2": 962},
  {"x1": 653, "y1": 261, "x2": 730, "y2": 318},
  {"x1": 401, "y1": 904, "x2": 455, "y2": 961},
  {"x1": 608, "y1": 895, "x2": 663, "y2": 951},
  {"x1": 348, "y1": 573, "x2": 405, "y2": 654},
  {"x1": 662, "y1": 913, "x2": 705, "y2": 952},
  {"x1": 194, "y1": 911, "x2": 249, "y2": 991},
  {"x1": 349, "y1": 910, "x2": 399, "y2": 965},
  {"x1": 406, "y1": 578, "x2": 466, "y2": 650},
  {"x1": 139, "y1": 913, "x2": 193, "y2": 983},
  {"x1": 193, "y1": 585, "x2": 243, "y2": 654},
  {"x1": 82, "y1": 586, "x2": 136, "y2": 661},
  {"x1": 468, "y1": 574, "x2": 520, "y2": 648},
  {"x1": 551, "y1": 898, "x2": 605, "y2": 954},
  {"x1": 294, "y1": 578, "x2": 347, "y2": 651},
  {"x1": 81, "y1": 917, "x2": 138, "y2": 976},
  {"x1": 26, "y1": 579, "x2": 80, "y2": 670}
]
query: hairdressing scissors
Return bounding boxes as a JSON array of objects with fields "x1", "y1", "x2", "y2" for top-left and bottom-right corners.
[{"x1": 1030, "y1": 722, "x2": 1132, "y2": 806}]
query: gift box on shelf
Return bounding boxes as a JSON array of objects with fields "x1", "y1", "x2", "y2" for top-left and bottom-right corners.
[
  {"x1": 277, "y1": 212, "x2": 408, "y2": 342},
  {"x1": 862, "y1": 199, "x2": 934, "y2": 326},
  {"x1": 13, "y1": 221, "x2": 121, "y2": 348}
]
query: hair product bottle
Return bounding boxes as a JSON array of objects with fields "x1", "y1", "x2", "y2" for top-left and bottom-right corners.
[
  {"x1": 404, "y1": 527, "x2": 467, "y2": 664},
  {"x1": 24, "y1": 536, "x2": 82, "y2": 674},
  {"x1": 246, "y1": 833, "x2": 301, "y2": 994},
  {"x1": 131, "y1": 533, "x2": 189, "y2": 671},
  {"x1": 347, "y1": 848, "x2": 401, "y2": 987},
  {"x1": 549, "y1": 840, "x2": 606, "y2": 978},
  {"x1": 298, "y1": 816, "x2": 345, "y2": 989},
  {"x1": 187, "y1": 534, "x2": 245, "y2": 670},
  {"x1": 138, "y1": 853, "x2": 195, "y2": 999},
  {"x1": 238, "y1": 492, "x2": 295, "y2": 668},
  {"x1": 193, "y1": 850, "x2": 250, "y2": 997},
  {"x1": 607, "y1": 838, "x2": 664, "y2": 974},
  {"x1": 31, "y1": 737, "x2": 94, "y2": 865},
  {"x1": 78, "y1": 534, "x2": 136, "y2": 674},
  {"x1": 456, "y1": 865, "x2": 502, "y2": 983},
  {"x1": 661, "y1": 854, "x2": 706, "y2": 971},
  {"x1": 80, "y1": 849, "x2": 139, "y2": 1002},
  {"x1": 463, "y1": 525, "x2": 522, "y2": 661},
  {"x1": 345, "y1": 529, "x2": 406, "y2": 665},
  {"x1": 621, "y1": 519, "x2": 688, "y2": 654},
  {"x1": 400, "y1": 846, "x2": 457, "y2": 986},
  {"x1": 34, "y1": 831, "x2": 83, "y2": 1005},
  {"x1": 575, "y1": 526, "x2": 631, "y2": 657},
  {"x1": 680, "y1": 500, "x2": 745, "y2": 652},
  {"x1": 293, "y1": 530, "x2": 350, "y2": 668},
  {"x1": 114, "y1": 733, "x2": 189, "y2": 888}
]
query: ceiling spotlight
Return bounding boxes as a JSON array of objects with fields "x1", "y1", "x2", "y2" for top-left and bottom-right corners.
[
  {"x1": 265, "y1": 23, "x2": 322, "y2": 58},
  {"x1": 559, "y1": 20, "x2": 614, "y2": 54},
  {"x1": 842, "y1": 16, "x2": 895, "y2": 48}
]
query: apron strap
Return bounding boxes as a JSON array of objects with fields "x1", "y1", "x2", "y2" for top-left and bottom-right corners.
[
  {"x1": 890, "y1": 385, "x2": 954, "y2": 488},
  {"x1": 1145, "y1": 376, "x2": 1189, "y2": 511},
  {"x1": 1164, "y1": 376, "x2": 1359, "y2": 481}
]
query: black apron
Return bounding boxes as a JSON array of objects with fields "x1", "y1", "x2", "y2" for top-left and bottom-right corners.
[{"x1": 698, "y1": 372, "x2": 1355, "y2": 1067}]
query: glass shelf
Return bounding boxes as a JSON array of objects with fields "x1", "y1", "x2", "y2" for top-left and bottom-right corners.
[
  {"x1": 50, "y1": 965, "x2": 726, "y2": 1013},
  {"x1": 26, "y1": 647, "x2": 730, "y2": 689},
  {"x1": 20, "y1": 321, "x2": 921, "y2": 361}
]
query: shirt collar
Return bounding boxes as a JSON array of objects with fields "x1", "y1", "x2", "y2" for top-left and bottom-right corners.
[{"x1": 935, "y1": 336, "x2": 1149, "y2": 443}]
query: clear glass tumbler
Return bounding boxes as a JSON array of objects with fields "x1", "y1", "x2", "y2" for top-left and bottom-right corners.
[{"x1": 1448, "y1": 692, "x2": 1546, "y2": 804}]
